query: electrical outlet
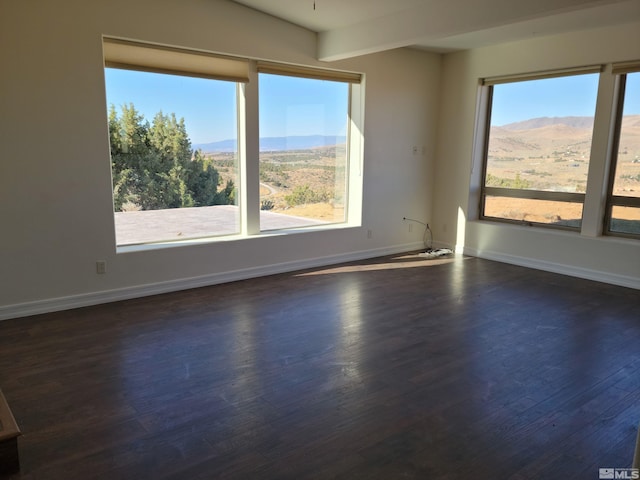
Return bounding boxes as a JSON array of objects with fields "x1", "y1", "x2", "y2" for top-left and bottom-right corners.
[
  {"x1": 409, "y1": 223, "x2": 413, "y2": 233},
  {"x1": 96, "y1": 261, "x2": 106, "y2": 274},
  {"x1": 367, "y1": 229, "x2": 372, "y2": 239}
]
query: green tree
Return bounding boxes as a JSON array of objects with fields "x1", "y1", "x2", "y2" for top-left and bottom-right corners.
[
  {"x1": 108, "y1": 104, "x2": 230, "y2": 212},
  {"x1": 109, "y1": 104, "x2": 153, "y2": 211},
  {"x1": 185, "y1": 150, "x2": 220, "y2": 206},
  {"x1": 217, "y1": 179, "x2": 236, "y2": 205}
]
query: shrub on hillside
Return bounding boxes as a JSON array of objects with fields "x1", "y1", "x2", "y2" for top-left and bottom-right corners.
[{"x1": 284, "y1": 185, "x2": 330, "y2": 207}]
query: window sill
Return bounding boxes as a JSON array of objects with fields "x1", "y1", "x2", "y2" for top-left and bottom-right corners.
[
  {"x1": 116, "y1": 222, "x2": 360, "y2": 254},
  {"x1": 471, "y1": 218, "x2": 639, "y2": 245}
]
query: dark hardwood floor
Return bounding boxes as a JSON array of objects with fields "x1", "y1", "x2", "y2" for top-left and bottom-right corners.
[{"x1": 0, "y1": 254, "x2": 638, "y2": 479}]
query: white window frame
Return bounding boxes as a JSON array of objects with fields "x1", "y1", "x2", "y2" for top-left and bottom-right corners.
[
  {"x1": 102, "y1": 37, "x2": 365, "y2": 250},
  {"x1": 472, "y1": 63, "x2": 638, "y2": 242},
  {"x1": 477, "y1": 67, "x2": 601, "y2": 231}
]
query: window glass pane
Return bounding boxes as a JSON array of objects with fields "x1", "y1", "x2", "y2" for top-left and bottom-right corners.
[
  {"x1": 258, "y1": 74, "x2": 349, "y2": 230},
  {"x1": 609, "y1": 206, "x2": 640, "y2": 235},
  {"x1": 607, "y1": 72, "x2": 640, "y2": 237},
  {"x1": 484, "y1": 196, "x2": 583, "y2": 227},
  {"x1": 105, "y1": 68, "x2": 239, "y2": 245},
  {"x1": 483, "y1": 74, "x2": 599, "y2": 227},
  {"x1": 611, "y1": 73, "x2": 640, "y2": 200}
]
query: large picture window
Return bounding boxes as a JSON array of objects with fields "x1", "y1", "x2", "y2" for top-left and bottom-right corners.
[
  {"x1": 480, "y1": 72, "x2": 600, "y2": 229},
  {"x1": 606, "y1": 69, "x2": 640, "y2": 237},
  {"x1": 103, "y1": 38, "x2": 363, "y2": 247}
]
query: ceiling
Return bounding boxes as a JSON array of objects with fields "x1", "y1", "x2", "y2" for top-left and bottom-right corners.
[{"x1": 231, "y1": 0, "x2": 640, "y2": 61}]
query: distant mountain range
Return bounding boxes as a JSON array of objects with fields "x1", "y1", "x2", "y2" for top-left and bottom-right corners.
[
  {"x1": 193, "y1": 116, "x2": 640, "y2": 153},
  {"x1": 498, "y1": 116, "x2": 595, "y2": 131},
  {"x1": 488, "y1": 114, "x2": 640, "y2": 162},
  {"x1": 193, "y1": 135, "x2": 347, "y2": 153}
]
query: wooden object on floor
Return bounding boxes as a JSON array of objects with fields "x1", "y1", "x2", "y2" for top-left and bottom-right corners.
[{"x1": 0, "y1": 389, "x2": 21, "y2": 475}]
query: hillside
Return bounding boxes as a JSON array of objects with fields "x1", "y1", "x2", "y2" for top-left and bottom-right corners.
[
  {"x1": 499, "y1": 116, "x2": 595, "y2": 131},
  {"x1": 487, "y1": 115, "x2": 640, "y2": 195},
  {"x1": 485, "y1": 115, "x2": 640, "y2": 227},
  {"x1": 489, "y1": 115, "x2": 640, "y2": 163}
]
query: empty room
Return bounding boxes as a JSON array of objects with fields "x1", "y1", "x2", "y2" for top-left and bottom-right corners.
[{"x1": 1, "y1": 0, "x2": 639, "y2": 478}]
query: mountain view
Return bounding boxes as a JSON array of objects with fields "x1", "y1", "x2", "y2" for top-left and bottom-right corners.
[
  {"x1": 486, "y1": 115, "x2": 640, "y2": 229},
  {"x1": 193, "y1": 135, "x2": 347, "y2": 153},
  {"x1": 198, "y1": 116, "x2": 640, "y2": 228},
  {"x1": 488, "y1": 115, "x2": 640, "y2": 195},
  {"x1": 108, "y1": 103, "x2": 348, "y2": 245},
  {"x1": 498, "y1": 116, "x2": 596, "y2": 131},
  {"x1": 111, "y1": 107, "x2": 640, "y2": 245}
]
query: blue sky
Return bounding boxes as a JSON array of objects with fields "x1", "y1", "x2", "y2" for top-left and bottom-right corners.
[
  {"x1": 491, "y1": 72, "x2": 640, "y2": 126},
  {"x1": 105, "y1": 68, "x2": 639, "y2": 140},
  {"x1": 623, "y1": 73, "x2": 640, "y2": 118},
  {"x1": 259, "y1": 74, "x2": 348, "y2": 139},
  {"x1": 105, "y1": 69, "x2": 237, "y2": 144},
  {"x1": 104, "y1": 69, "x2": 348, "y2": 144}
]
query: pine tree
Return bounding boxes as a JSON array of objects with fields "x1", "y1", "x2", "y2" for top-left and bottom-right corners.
[{"x1": 108, "y1": 104, "x2": 229, "y2": 212}]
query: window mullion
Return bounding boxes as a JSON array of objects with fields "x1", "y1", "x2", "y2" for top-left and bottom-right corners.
[
  {"x1": 581, "y1": 66, "x2": 621, "y2": 237},
  {"x1": 484, "y1": 187, "x2": 585, "y2": 203},
  {"x1": 239, "y1": 61, "x2": 260, "y2": 236}
]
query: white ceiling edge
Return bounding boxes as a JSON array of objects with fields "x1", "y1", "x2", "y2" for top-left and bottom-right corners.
[
  {"x1": 229, "y1": 0, "x2": 640, "y2": 61},
  {"x1": 317, "y1": 0, "x2": 640, "y2": 61},
  {"x1": 414, "y1": 0, "x2": 640, "y2": 54}
]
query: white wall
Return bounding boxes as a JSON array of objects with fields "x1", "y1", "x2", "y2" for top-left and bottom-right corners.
[
  {"x1": 0, "y1": 0, "x2": 441, "y2": 318},
  {"x1": 433, "y1": 22, "x2": 640, "y2": 288}
]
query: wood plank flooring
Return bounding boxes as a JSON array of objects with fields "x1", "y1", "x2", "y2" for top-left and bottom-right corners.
[{"x1": 0, "y1": 254, "x2": 638, "y2": 479}]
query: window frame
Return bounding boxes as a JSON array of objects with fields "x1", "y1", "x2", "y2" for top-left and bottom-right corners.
[
  {"x1": 102, "y1": 37, "x2": 365, "y2": 250},
  {"x1": 604, "y1": 69, "x2": 640, "y2": 239},
  {"x1": 478, "y1": 68, "x2": 601, "y2": 231}
]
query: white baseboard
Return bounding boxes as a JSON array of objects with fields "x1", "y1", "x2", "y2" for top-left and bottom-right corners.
[
  {"x1": 8, "y1": 241, "x2": 632, "y2": 322},
  {"x1": 0, "y1": 242, "x2": 424, "y2": 321},
  {"x1": 462, "y1": 245, "x2": 640, "y2": 290}
]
